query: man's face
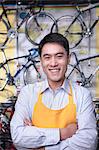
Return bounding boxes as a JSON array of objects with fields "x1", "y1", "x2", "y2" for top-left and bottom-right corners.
[{"x1": 40, "y1": 43, "x2": 69, "y2": 84}]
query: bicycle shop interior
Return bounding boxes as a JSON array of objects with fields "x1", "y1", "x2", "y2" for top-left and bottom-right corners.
[{"x1": 0, "y1": 0, "x2": 99, "y2": 149}]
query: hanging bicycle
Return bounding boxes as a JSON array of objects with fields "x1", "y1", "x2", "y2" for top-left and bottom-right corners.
[
  {"x1": 0, "y1": 1, "x2": 57, "y2": 47},
  {"x1": 0, "y1": 47, "x2": 41, "y2": 91},
  {"x1": 52, "y1": 2, "x2": 99, "y2": 49},
  {"x1": 67, "y1": 52, "x2": 99, "y2": 87}
]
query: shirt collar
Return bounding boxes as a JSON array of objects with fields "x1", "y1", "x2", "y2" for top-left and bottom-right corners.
[{"x1": 40, "y1": 78, "x2": 71, "y2": 95}]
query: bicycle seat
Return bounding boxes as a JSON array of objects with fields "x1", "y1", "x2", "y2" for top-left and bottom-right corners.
[{"x1": 28, "y1": 48, "x2": 39, "y2": 58}]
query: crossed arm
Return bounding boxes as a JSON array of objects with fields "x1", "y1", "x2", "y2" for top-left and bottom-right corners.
[
  {"x1": 25, "y1": 118, "x2": 77, "y2": 148},
  {"x1": 24, "y1": 118, "x2": 77, "y2": 150}
]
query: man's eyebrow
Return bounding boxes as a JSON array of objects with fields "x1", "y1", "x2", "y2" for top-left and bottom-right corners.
[
  {"x1": 43, "y1": 54, "x2": 51, "y2": 57},
  {"x1": 42, "y1": 52, "x2": 65, "y2": 57},
  {"x1": 43, "y1": 53, "x2": 50, "y2": 56}
]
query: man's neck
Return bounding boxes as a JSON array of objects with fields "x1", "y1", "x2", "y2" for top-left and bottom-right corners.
[{"x1": 48, "y1": 78, "x2": 65, "y2": 91}]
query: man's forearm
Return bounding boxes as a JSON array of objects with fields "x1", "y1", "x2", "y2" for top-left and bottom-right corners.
[
  {"x1": 24, "y1": 118, "x2": 77, "y2": 141},
  {"x1": 60, "y1": 123, "x2": 77, "y2": 140}
]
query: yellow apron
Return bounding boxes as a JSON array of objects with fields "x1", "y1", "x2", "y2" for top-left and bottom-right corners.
[{"x1": 32, "y1": 84, "x2": 76, "y2": 128}]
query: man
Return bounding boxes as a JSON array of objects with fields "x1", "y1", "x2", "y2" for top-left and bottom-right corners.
[{"x1": 10, "y1": 33, "x2": 97, "y2": 150}]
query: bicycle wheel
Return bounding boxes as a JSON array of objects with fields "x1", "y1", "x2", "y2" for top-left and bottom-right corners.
[
  {"x1": 52, "y1": 15, "x2": 84, "y2": 49},
  {"x1": 0, "y1": 64, "x2": 8, "y2": 91},
  {"x1": 0, "y1": 18, "x2": 9, "y2": 46},
  {"x1": 0, "y1": 49, "x2": 9, "y2": 91},
  {"x1": 23, "y1": 62, "x2": 41, "y2": 85},
  {"x1": 25, "y1": 11, "x2": 57, "y2": 46}
]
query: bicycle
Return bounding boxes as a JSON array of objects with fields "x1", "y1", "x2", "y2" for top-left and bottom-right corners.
[
  {"x1": 66, "y1": 52, "x2": 99, "y2": 87},
  {"x1": 25, "y1": 7, "x2": 58, "y2": 46},
  {"x1": 0, "y1": 0, "x2": 42, "y2": 46},
  {"x1": 0, "y1": 96, "x2": 17, "y2": 150},
  {"x1": 0, "y1": 47, "x2": 41, "y2": 91},
  {"x1": 0, "y1": 0, "x2": 57, "y2": 47},
  {"x1": 52, "y1": 2, "x2": 99, "y2": 49}
]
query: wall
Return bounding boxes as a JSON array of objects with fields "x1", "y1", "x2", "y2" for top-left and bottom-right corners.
[{"x1": 0, "y1": 4, "x2": 99, "y2": 102}]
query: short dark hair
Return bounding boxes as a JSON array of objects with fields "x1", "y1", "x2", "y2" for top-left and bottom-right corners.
[{"x1": 38, "y1": 33, "x2": 69, "y2": 57}]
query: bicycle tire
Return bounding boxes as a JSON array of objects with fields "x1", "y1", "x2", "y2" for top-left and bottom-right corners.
[
  {"x1": 25, "y1": 11, "x2": 57, "y2": 46},
  {"x1": 0, "y1": 18, "x2": 9, "y2": 47},
  {"x1": 0, "y1": 48, "x2": 10, "y2": 91},
  {"x1": 0, "y1": 64, "x2": 8, "y2": 91},
  {"x1": 51, "y1": 15, "x2": 84, "y2": 49}
]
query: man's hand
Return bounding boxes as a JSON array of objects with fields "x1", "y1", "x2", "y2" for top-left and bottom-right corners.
[
  {"x1": 24, "y1": 118, "x2": 32, "y2": 126},
  {"x1": 60, "y1": 123, "x2": 78, "y2": 140}
]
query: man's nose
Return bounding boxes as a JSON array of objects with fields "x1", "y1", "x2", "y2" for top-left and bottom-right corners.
[{"x1": 50, "y1": 57, "x2": 58, "y2": 66}]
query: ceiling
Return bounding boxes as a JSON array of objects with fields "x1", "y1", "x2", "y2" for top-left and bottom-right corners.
[{"x1": 0, "y1": 0, "x2": 99, "y2": 6}]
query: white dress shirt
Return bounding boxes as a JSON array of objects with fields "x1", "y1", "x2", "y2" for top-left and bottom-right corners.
[{"x1": 10, "y1": 79, "x2": 97, "y2": 150}]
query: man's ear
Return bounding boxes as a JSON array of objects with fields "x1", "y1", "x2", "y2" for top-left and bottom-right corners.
[{"x1": 40, "y1": 58, "x2": 44, "y2": 69}]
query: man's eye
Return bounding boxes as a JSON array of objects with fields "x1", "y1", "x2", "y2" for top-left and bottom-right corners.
[
  {"x1": 57, "y1": 55, "x2": 63, "y2": 58},
  {"x1": 44, "y1": 56, "x2": 50, "y2": 59}
]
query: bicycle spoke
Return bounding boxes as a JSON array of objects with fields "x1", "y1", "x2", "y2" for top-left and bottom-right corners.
[
  {"x1": 25, "y1": 11, "x2": 57, "y2": 46},
  {"x1": 52, "y1": 15, "x2": 83, "y2": 49}
]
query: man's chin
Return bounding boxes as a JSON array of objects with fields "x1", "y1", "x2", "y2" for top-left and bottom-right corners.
[{"x1": 49, "y1": 77, "x2": 61, "y2": 82}]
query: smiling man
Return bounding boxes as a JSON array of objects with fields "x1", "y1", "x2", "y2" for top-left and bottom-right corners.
[{"x1": 10, "y1": 33, "x2": 97, "y2": 150}]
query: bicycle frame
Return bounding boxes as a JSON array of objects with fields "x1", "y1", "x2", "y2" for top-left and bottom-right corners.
[
  {"x1": 52, "y1": 2, "x2": 99, "y2": 49},
  {"x1": 67, "y1": 52, "x2": 99, "y2": 86},
  {"x1": 0, "y1": 49, "x2": 40, "y2": 91},
  {"x1": 65, "y1": 2, "x2": 99, "y2": 37},
  {"x1": 76, "y1": 2, "x2": 99, "y2": 34}
]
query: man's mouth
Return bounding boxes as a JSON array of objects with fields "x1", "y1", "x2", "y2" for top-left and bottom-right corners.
[{"x1": 49, "y1": 68, "x2": 60, "y2": 73}]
